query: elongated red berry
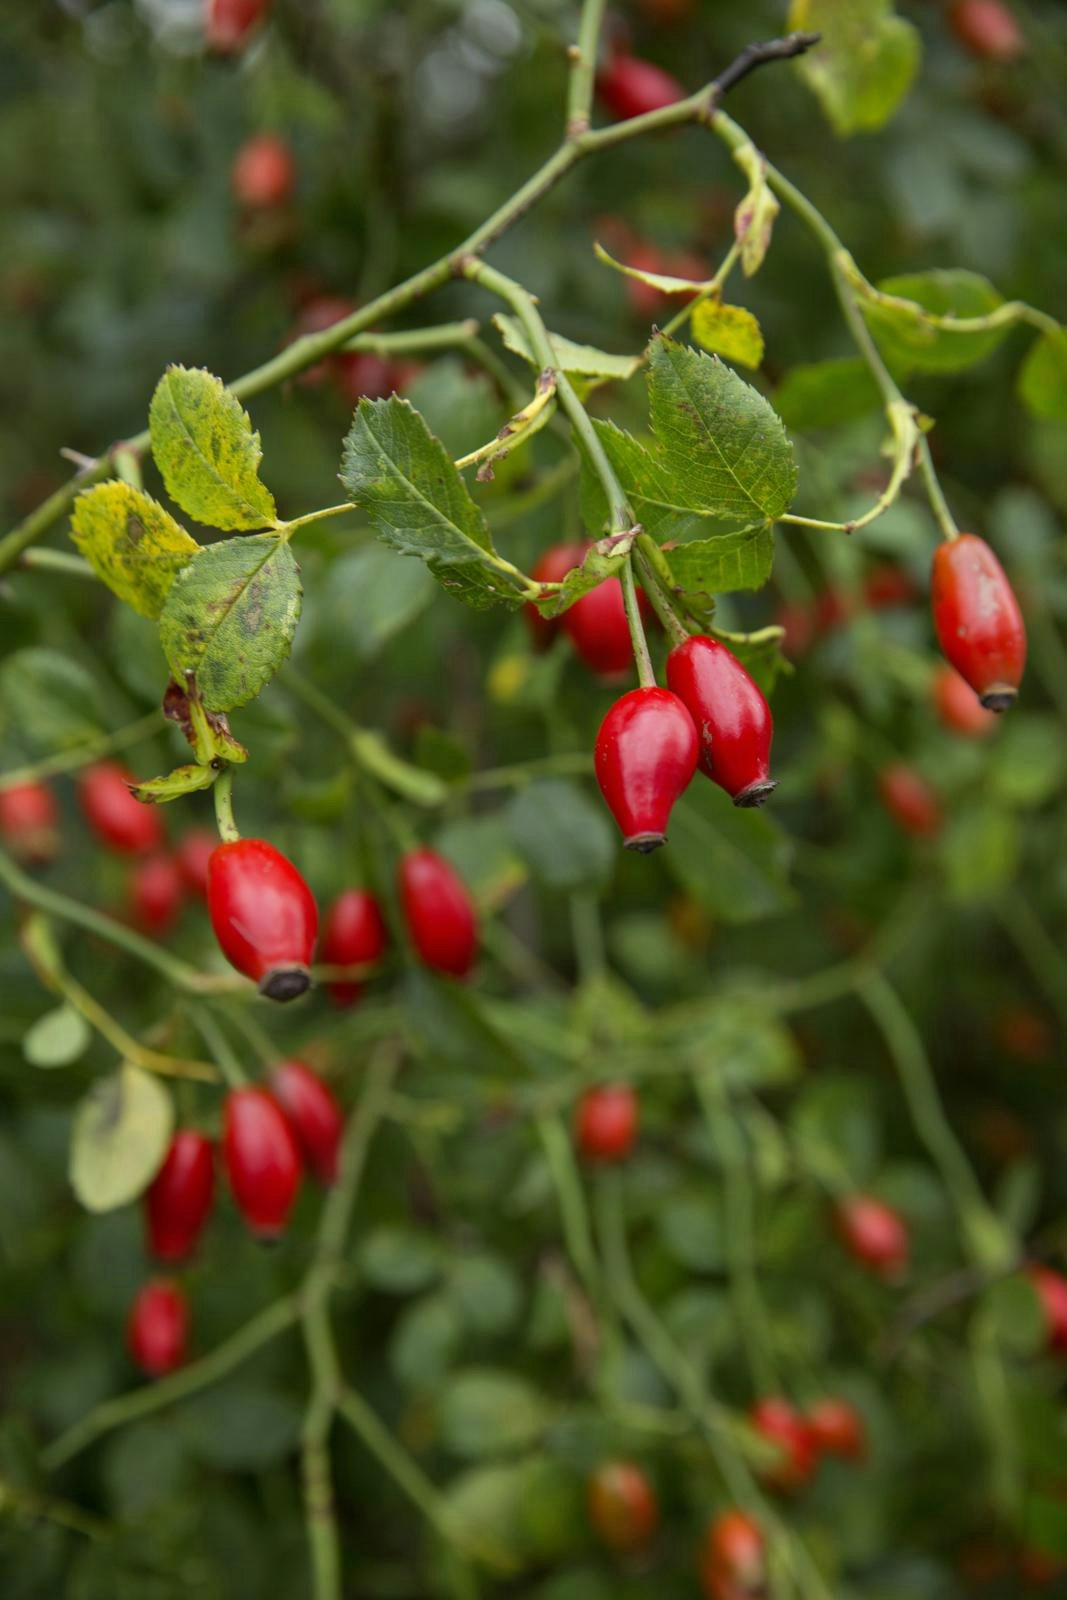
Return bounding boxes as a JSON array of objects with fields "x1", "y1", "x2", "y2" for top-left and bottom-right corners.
[
  {"x1": 526, "y1": 541, "x2": 589, "y2": 650},
  {"x1": 749, "y1": 1398, "x2": 816, "y2": 1494},
  {"x1": 321, "y1": 888, "x2": 387, "y2": 1006},
  {"x1": 949, "y1": 0, "x2": 1025, "y2": 62},
  {"x1": 129, "y1": 852, "x2": 184, "y2": 936},
  {"x1": 0, "y1": 780, "x2": 59, "y2": 865},
  {"x1": 933, "y1": 665, "x2": 998, "y2": 737},
  {"x1": 398, "y1": 848, "x2": 477, "y2": 978},
  {"x1": 1028, "y1": 1266, "x2": 1067, "y2": 1357},
  {"x1": 878, "y1": 762, "x2": 942, "y2": 839},
  {"x1": 595, "y1": 686, "x2": 697, "y2": 851},
  {"x1": 232, "y1": 133, "x2": 295, "y2": 209},
  {"x1": 206, "y1": 0, "x2": 268, "y2": 52},
  {"x1": 176, "y1": 829, "x2": 215, "y2": 899},
  {"x1": 144, "y1": 1131, "x2": 215, "y2": 1263},
  {"x1": 931, "y1": 533, "x2": 1026, "y2": 711},
  {"x1": 270, "y1": 1060, "x2": 343, "y2": 1186},
  {"x1": 79, "y1": 762, "x2": 163, "y2": 855},
  {"x1": 223, "y1": 1087, "x2": 302, "y2": 1239},
  {"x1": 666, "y1": 636, "x2": 776, "y2": 807},
  {"x1": 834, "y1": 1194, "x2": 909, "y2": 1279},
  {"x1": 587, "y1": 1459, "x2": 659, "y2": 1552},
  {"x1": 575, "y1": 1084, "x2": 638, "y2": 1163},
  {"x1": 127, "y1": 1280, "x2": 188, "y2": 1377},
  {"x1": 699, "y1": 1509, "x2": 764, "y2": 1600},
  {"x1": 807, "y1": 1397, "x2": 867, "y2": 1463},
  {"x1": 596, "y1": 54, "x2": 685, "y2": 121},
  {"x1": 563, "y1": 578, "x2": 652, "y2": 679},
  {"x1": 207, "y1": 838, "x2": 318, "y2": 1001}
]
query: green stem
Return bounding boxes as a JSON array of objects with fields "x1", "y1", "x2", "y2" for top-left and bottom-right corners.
[
  {"x1": 0, "y1": 711, "x2": 165, "y2": 790},
  {"x1": 187, "y1": 1003, "x2": 248, "y2": 1088},
  {"x1": 213, "y1": 767, "x2": 240, "y2": 843},
  {"x1": 569, "y1": 891, "x2": 606, "y2": 983},
  {"x1": 17, "y1": 549, "x2": 96, "y2": 580},
  {"x1": 284, "y1": 667, "x2": 449, "y2": 809},
  {"x1": 566, "y1": 0, "x2": 609, "y2": 134},
  {"x1": 341, "y1": 320, "x2": 481, "y2": 356},
  {"x1": 997, "y1": 888, "x2": 1067, "y2": 1035},
  {"x1": 279, "y1": 503, "x2": 355, "y2": 539},
  {"x1": 915, "y1": 437, "x2": 959, "y2": 541},
  {"x1": 536, "y1": 1114, "x2": 603, "y2": 1308},
  {"x1": 634, "y1": 546, "x2": 691, "y2": 649},
  {"x1": 620, "y1": 555, "x2": 656, "y2": 688}
]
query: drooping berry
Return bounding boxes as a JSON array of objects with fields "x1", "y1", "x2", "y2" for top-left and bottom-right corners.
[
  {"x1": 207, "y1": 838, "x2": 318, "y2": 1001},
  {"x1": 806, "y1": 1397, "x2": 867, "y2": 1462},
  {"x1": 749, "y1": 1398, "x2": 817, "y2": 1494},
  {"x1": 1028, "y1": 1266, "x2": 1067, "y2": 1357},
  {"x1": 223, "y1": 1087, "x2": 302, "y2": 1239},
  {"x1": 127, "y1": 1280, "x2": 188, "y2": 1378},
  {"x1": 0, "y1": 780, "x2": 59, "y2": 866},
  {"x1": 587, "y1": 1460, "x2": 660, "y2": 1553},
  {"x1": 931, "y1": 533, "x2": 1026, "y2": 711},
  {"x1": 595, "y1": 687, "x2": 697, "y2": 851},
  {"x1": 596, "y1": 54, "x2": 685, "y2": 121},
  {"x1": 526, "y1": 541, "x2": 589, "y2": 651},
  {"x1": 563, "y1": 577, "x2": 643, "y2": 679},
  {"x1": 337, "y1": 352, "x2": 401, "y2": 405},
  {"x1": 834, "y1": 1194, "x2": 909, "y2": 1279},
  {"x1": 699, "y1": 1510, "x2": 765, "y2": 1600},
  {"x1": 666, "y1": 635, "x2": 776, "y2": 807},
  {"x1": 231, "y1": 133, "x2": 296, "y2": 210},
  {"x1": 949, "y1": 0, "x2": 1025, "y2": 62},
  {"x1": 398, "y1": 848, "x2": 477, "y2": 978},
  {"x1": 933, "y1": 665, "x2": 998, "y2": 737},
  {"x1": 321, "y1": 888, "x2": 387, "y2": 1006},
  {"x1": 175, "y1": 829, "x2": 216, "y2": 899},
  {"x1": 79, "y1": 762, "x2": 163, "y2": 856},
  {"x1": 270, "y1": 1060, "x2": 343, "y2": 1187},
  {"x1": 877, "y1": 762, "x2": 942, "y2": 839},
  {"x1": 144, "y1": 1131, "x2": 216, "y2": 1263},
  {"x1": 129, "y1": 852, "x2": 184, "y2": 936},
  {"x1": 205, "y1": 0, "x2": 268, "y2": 52},
  {"x1": 575, "y1": 1084, "x2": 638, "y2": 1163}
]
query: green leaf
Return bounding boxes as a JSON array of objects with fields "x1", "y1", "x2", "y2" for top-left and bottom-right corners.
[
  {"x1": 659, "y1": 1000, "x2": 801, "y2": 1090},
  {"x1": 861, "y1": 270, "x2": 1009, "y2": 375},
  {"x1": 158, "y1": 535, "x2": 302, "y2": 712},
  {"x1": 149, "y1": 366, "x2": 277, "y2": 530},
  {"x1": 690, "y1": 302, "x2": 765, "y2": 369},
  {"x1": 733, "y1": 141, "x2": 780, "y2": 277},
  {"x1": 391, "y1": 1292, "x2": 463, "y2": 1391},
  {"x1": 128, "y1": 764, "x2": 220, "y2": 804},
  {"x1": 447, "y1": 1253, "x2": 522, "y2": 1336},
  {"x1": 358, "y1": 1225, "x2": 444, "y2": 1294},
  {"x1": 942, "y1": 804, "x2": 1019, "y2": 903},
  {"x1": 340, "y1": 397, "x2": 528, "y2": 610},
  {"x1": 69, "y1": 1064, "x2": 173, "y2": 1213},
  {"x1": 663, "y1": 780, "x2": 796, "y2": 923},
  {"x1": 0, "y1": 648, "x2": 104, "y2": 752},
  {"x1": 439, "y1": 1369, "x2": 546, "y2": 1458},
  {"x1": 1019, "y1": 327, "x2": 1067, "y2": 422},
  {"x1": 774, "y1": 358, "x2": 883, "y2": 430},
  {"x1": 792, "y1": 1073, "x2": 881, "y2": 1186},
  {"x1": 988, "y1": 715, "x2": 1067, "y2": 809},
  {"x1": 505, "y1": 779, "x2": 615, "y2": 892},
  {"x1": 24, "y1": 1004, "x2": 92, "y2": 1069},
  {"x1": 70, "y1": 483, "x2": 199, "y2": 619},
  {"x1": 593, "y1": 240, "x2": 707, "y2": 297},
  {"x1": 492, "y1": 314, "x2": 640, "y2": 386},
  {"x1": 790, "y1": 0, "x2": 920, "y2": 137},
  {"x1": 414, "y1": 725, "x2": 471, "y2": 783},
  {"x1": 724, "y1": 630, "x2": 792, "y2": 696},
  {"x1": 178, "y1": 1382, "x2": 302, "y2": 1470},
  {"x1": 303, "y1": 544, "x2": 435, "y2": 665},
  {"x1": 663, "y1": 528, "x2": 775, "y2": 601}
]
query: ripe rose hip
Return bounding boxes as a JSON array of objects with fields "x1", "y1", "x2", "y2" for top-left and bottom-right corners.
[
  {"x1": 127, "y1": 1279, "x2": 188, "y2": 1378},
  {"x1": 666, "y1": 636, "x2": 777, "y2": 807},
  {"x1": 877, "y1": 762, "x2": 942, "y2": 839},
  {"x1": 525, "y1": 541, "x2": 589, "y2": 650},
  {"x1": 575, "y1": 1084, "x2": 638, "y2": 1163},
  {"x1": 931, "y1": 533, "x2": 1026, "y2": 711},
  {"x1": 207, "y1": 838, "x2": 318, "y2": 1001},
  {"x1": 79, "y1": 762, "x2": 163, "y2": 855},
  {"x1": 175, "y1": 828, "x2": 215, "y2": 899},
  {"x1": 587, "y1": 1459, "x2": 659, "y2": 1552},
  {"x1": 398, "y1": 847, "x2": 477, "y2": 978},
  {"x1": 749, "y1": 1397, "x2": 816, "y2": 1493},
  {"x1": 321, "y1": 888, "x2": 387, "y2": 1006},
  {"x1": 865, "y1": 563, "x2": 918, "y2": 611},
  {"x1": 0, "y1": 780, "x2": 59, "y2": 866},
  {"x1": 699, "y1": 1509, "x2": 764, "y2": 1600},
  {"x1": 337, "y1": 353, "x2": 400, "y2": 405},
  {"x1": 144, "y1": 1131, "x2": 215, "y2": 1263},
  {"x1": 205, "y1": 0, "x2": 268, "y2": 52},
  {"x1": 949, "y1": 0, "x2": 1025, "y2": 62},
  {"x1": 223, "y1": 1086, "x2": 302, "y2": 1239},
  {"x1": 1028, "y1": 1266, "x2": 1067, "y2": 1357},
  {"x1": 807, "y1": 1396, "x2": 867, "y2": 1462},
  {"x1": 596, "y1": 54, "x2": 685, "y2": 121},
  {"x1": 289, "y1": 294, "x2": 357, "y2": 388},
  {"x1": 270, "y1": 1060, "x2": 343, "y2": 1186},
  {"x1": 835, "y1": 1194, "x2": 909, "y2": 1279},
  {"x1": 129, "y1": 852, "x2": 184, "y2": 936},
  {"x1": 562, "y1": 578, "x2": 633, "y2": 678},
  {"x1": 231, "y1": 133, "x2": 296, "y2": 210},
  {"x1": 595, "y1": 686, "x2": 697, "y2": 850},
  {"x1": 932, "y1": 665, "x2": 998, "y2": 737}
]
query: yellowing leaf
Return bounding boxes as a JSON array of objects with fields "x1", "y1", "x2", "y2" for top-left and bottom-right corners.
[
  {"x1": 149, "y1": 366, "x2": 277, "y2": 531},
  {"x1": 70, "y1": 1064, "x2": 174, "y2": 1213},
  {"x1": 70, "y1": 482, "x2": 198, "y2": 618},
  {"x1": 790, "y1": 0, "x2": 920, "y2": 137},
  {"x1": 1018, "y1": 328, "x2": 1067, "y2": 422},
  {"x1": 593, "y1": 240, "x2": 708, "y2": 297},
  {"x1": 732, "y1": 143, "x2": 780, "y2": 278},
  {"x1": 690, "y1": 302, "x2": 765, "y2": 369}
]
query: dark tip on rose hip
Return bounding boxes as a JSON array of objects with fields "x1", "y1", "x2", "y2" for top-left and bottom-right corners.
[
  {"x1": 733, "y1": 779, "x2": 778, "y2": 809},
  {"x1": 978, "y1": 686, "x2": 1017, "y2": 713},
  {"x1": 624, "y1": 831, "x2": 667, "y2": 854},
  {"x1": 259, "y1": 966, "x2": 312, "y2": 1002}
]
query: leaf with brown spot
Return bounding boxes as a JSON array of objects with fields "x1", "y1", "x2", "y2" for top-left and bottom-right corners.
[{"x1": 70, "y1": 482, "x2": 198, "y2": 618}]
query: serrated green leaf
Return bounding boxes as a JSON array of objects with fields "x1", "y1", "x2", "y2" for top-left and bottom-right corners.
[
  {"x1": 69, "y1": 1064, "x2": 173, "y2": 1213},
  {"x1": 492, "y1": 314, "x2": 640, "y2": 385},
  {"x1": 159, "y1": 535, "x2": 302, "y2": 712},
  {"x1": 24, "y1": 1004, "x2": 92, "y2": 1070},
  {"x1": 70, "y1": 483, "x2": 199, "y2": 619},
  {"x1": 774, "y1": 358, "x2": 883, "y2": 430},
  {"x1": 690, "y1": 302, "x2": 765, "y2": 369},
  {"x1": 129, "y1": 764, "x2": 219, "y2": 804},
  {"x1": 534, "y1": 540, "x2": 628, "y2": 620},
  {"x1": 0, "y1": 648, "x2": 104, "y2": 752},
  {"x1": 663, "y1": 528, "x2": 775, "y2": 601},
  {"x1": 1019, "y1": 328, "x2": 1067, "y2": 422},
  {"x1": 149, "y1": 365, "x2": 277, "y2": 530},
  {"x1": 340, "y1": 397, "x2": 528, "y2": 610},
  {"x1": 861, "y1": 270, "x2": 1008, "y2": 374},
  {"x1": 593, "y1": 240, "x2": 707, "y2": 297},
  {"x1": 790, "y1": 0, "x2": 920, "y2": 136}
]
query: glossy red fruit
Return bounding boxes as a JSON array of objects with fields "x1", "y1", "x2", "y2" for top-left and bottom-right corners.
[
  {"x1": 933, "y1": 665, "x2": 998, "y2": 737},
  {"x1": 399, "y1": 848, "x2": 477, "y2": 978},
  {"x1": 835, "y1": 1194, "x2": 909, "y2": 1279},
  {"x1": 270, "y1": 1060, "x2": 343, "y2": 1186},
  {"x1": 749, "y1": 1398, "x2": 816, "y2": 1493},
  {"x1": 587, "y1": 1459, "x2": 659, "y2": 1552},
  {"x1": 949, "y1": 0, "x2": 1025, "y2": 62},
  {"x1": 877, "y1": 762, "x2": 942, "y2": 839},
  {"x1": 127, "y1": 1280, "x2": 188, "y2": 1378},
  {"x1": 526, "y1": 541, "x2": 589, "y2": 650},
  {"x1": 232, "y1": 134, "x2": 295, "y2": 210},
  {"x1": 666, "y1": 636, "x2": 776, "y2": 808},
  {"x1": 223, "y1": 1087, "x2": 302, "y2": 1238},
  {"x1": 175, "y1": 829, "x2": 215, "y2": 899},
  {"x1": 807, "y1": 1397, "x2": 867, "y2": 1462},
  {"x1": 1028, "y1": 1266, "x2": 1067, "y2": 1357},
  {"x1": 699, "y1": 1509, "x2": 765, "y2": 1600},
  {"x1": 575, "y1": 1084, "x2": 638, "y2": 1163},
  {"x1": 0, "y1": 780, "x2": 59, "y2": 865},
  {"x1": 129, "y1": 852, "x2": 184, "y2": 936},
  {"x1": 144, "y1": 1131, "x2": 215, "y2": 1263},
  {"x1": 207, "y1": 838, "x2": 318, "y2": 1001},
  {"x1": 321, "y1": 889, "x2": 387, "y2": 1006},
  {"x1": 596, "y1": 54, "x2": 685, "y2": 121},
  {"x1": 563, "y1": 578, "x2": 651, "y2": 679},
  {"x1": 79, "y1": 762, "x2": 163, "y2": 855},
  {"x1": 205, "y1": 0, "x2": 268, "y2": 52},
  {"x1": 595, "y1": 687, "x2": 697, "y2": 851},
  {"x1": 931, "y1": 533, "x2": 1026, "y2": 711}
]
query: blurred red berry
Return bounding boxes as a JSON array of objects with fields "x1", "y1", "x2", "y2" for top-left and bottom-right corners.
[
  {"x1": 575, "y1": 1084, "x2": 638, "y2": 1163},
  {"x1": 0, "y1": 780, "x2": 59, "y2": 865}
]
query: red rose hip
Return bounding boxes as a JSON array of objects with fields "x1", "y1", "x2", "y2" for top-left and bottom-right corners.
[
  {"x1": 587, "y1": 1459, "x2": 659, "y2": 1552},
  {"x1": 575, "y1": 1084, "x2": 638, "y2": 1163},
  {"x1": 525, "y1": 541, "x2": 589, "y2": 651},
  {"x1": 398, "y1": 848, "x2": 477, "y2": 978},
  {"x1": 270, "y1": 1060, "x2": 343, "y2": 1187},
  {"x1": 79, "y1": 762, "x2": 163, "y2": 855},
  {"x1": 835, "y1": 1194, "x2": 909, "y2": 1279},
  {"x1": 595, "y1": 686, "x2": 697, "y2": 851},
  {"x1": 666, "y1": 635, "x2": 776, "y2": 807},
  {"x1": 129, "y1": 852, "x2": 184, "y2": 936},
  {"x1": 949, "y1": 0, "x2": 1025, "y2": 62},
  {"x1": 933, "y1": 665, "x2": 998, "y2": 737},
  {"x1": 175, "y1": 829, "x2": 216, "y2": 899},
  {"x1": 207, "y1": 838, "x2": 318, "y2": 1001},
  {"x1": 205, "y1": 0, "x2": 268, "y2": 52},
  {"x1": 931, "y1": 533, "x2": 1026, "y2": 711},
  {"x1": 1028, "y1": 1266, "x2": 1067, "y2": 1357},
  {"x1": 749, "y1": 1397, "x2": 816, "y2": 1493},
  {"x1": 0, "y1": 780, "x2": 59, "y2": 865},
  {"x1": 807, "y1": 1396, "x2": 867, "y2": 1462},
  {"x1": 223, "y1": 1087, "x2": 302, "y2": 1239},
  {"x1": 596, "y1": 54, "x2": 685, "y2": 121},
  {"x1": 699, "y1": 1509, "x2": 764, "y2": 1600},
  {"x1": 321, "y1": 888, "x2": 387, "y2": 1006},
  {"x1": 563, "y1": 577, "x2": 641, "y2": 679},
  {"x1": 878, "y1": 762, "x2": 942, "y2": 839},
  {"x1": 144, "y1": 1131, "x2": 215, "y2": 1263},
  {"x1": 232, "y1": 133, "x2": 295, "y2": 209},
  {"x1": 127, "y1": 1279, "x2": 188, "y2": 1378}
]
